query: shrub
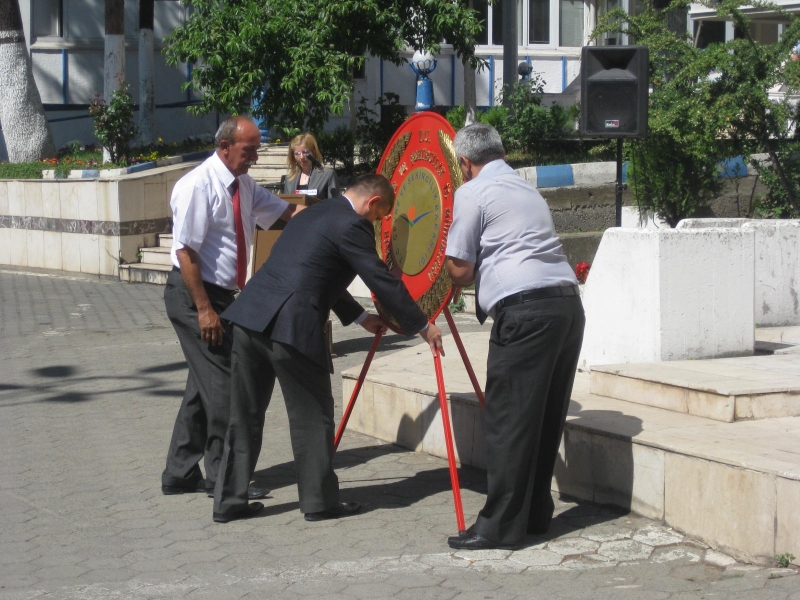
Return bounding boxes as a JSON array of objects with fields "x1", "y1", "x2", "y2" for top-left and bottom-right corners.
[
  {"x1": 89, "y1": 82, "x2": 138, "y2": 164},
  {"x1": 0, "y1": 162, "x2": 45, "y2": 179}
]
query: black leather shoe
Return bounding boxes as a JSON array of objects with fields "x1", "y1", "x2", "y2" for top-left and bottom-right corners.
[
  {"x1": 213, "y1": 502, "x2": 264, "y2": 523},
  {"x1": 304, "y1": 501, "x2": 362, "y2": 522},
  {"x1": 447, "y1": 532, "x2": 521, "y2": 551},
  {"x1": 162, "y1": 478, "x2": 212, "y2": 495},
  {"x1": 206, "y1": 485, "x2": 271, "y2": 500}
]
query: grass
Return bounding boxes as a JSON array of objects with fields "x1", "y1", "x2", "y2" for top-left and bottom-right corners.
[{"x1": 0, "y1": 138, "x2": 214, "y2": 180}]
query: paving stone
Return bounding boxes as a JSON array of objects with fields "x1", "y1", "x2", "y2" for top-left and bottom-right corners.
[
  {"x1": 0, "y1": 271, "x2": 794, "y2": 600},
  {"x1": 545, "y1": 537, "x2": 601, "y2": 556},
  {"x1": 597, "y1": 539, "x2": 654, "y2": 562},
  {"x1": 705, "y1": 549, "x2": 738, "y2": 567}
]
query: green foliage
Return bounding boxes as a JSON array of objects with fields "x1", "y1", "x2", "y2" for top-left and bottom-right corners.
[
  {"x1": 88, "y1": 82, "x2": 138, "y2": 164},
  {"x1": 592, "y1": 0, "x2": 800, "y2": 225},
  {"x1": 318, "y1": 125, "x2": 357, "y2": 175},
  {"x1": 318, "y1": 93, "x2": 406, "y2": 175},
  {"x1": 163, "y1": 0, "x2": 483, "y2": 133},
  {"x1": 775, "y1": 553, "x2": 796, "y2": 568},
  {"x1": 0, "y1": 162, "x2": 45, "y2": 179},
  {"x1": 445, "y1": 86, "x2": 611, "y2": 167},
  {"x1": 751, "y1": 144, "x2": 800, "y2": 218}
]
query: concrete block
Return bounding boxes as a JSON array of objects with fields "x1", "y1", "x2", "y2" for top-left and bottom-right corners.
[
  {"x1": 621, "y1": 206, "x2": 669, "y2": 229},
  {"x1": 665, "y1": 453, "x2": 775, "y2": 563},
  {"x1": 744, "y1": 220, "x2": 800, "y2": 326},
  {"x1": 677, "y1": 218, "x2": 748, "y2": 229},
  {"x1": 537, "y1": 164, "x2": 574, "y2": 188},
  {"x1": 572, "y1": 162, "x2": 616, "y2": 186},
  {"x1": 517, "y1": 166, "x2": 537, "y2": 187},
  {"x1": 579, "y1": 227, "x2": 755, "y2": 370}
]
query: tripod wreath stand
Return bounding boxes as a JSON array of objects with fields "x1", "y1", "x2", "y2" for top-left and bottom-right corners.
[{"x1": 333, "y1": 302, "x2": 484, "y2": 535}]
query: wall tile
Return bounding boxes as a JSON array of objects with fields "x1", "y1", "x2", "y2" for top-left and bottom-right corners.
[
  {"x1": 118, "y1": 179, "x2": 145, "y2": 222},
  {"x1": 22, "y1": 182, "x2": 43, "y2": 217},
  {"x1": 25, "y1": 230, "x2": 45, "y2": 269},
  {"x1": 8, "y1": 181, "x2": 25, "y2": 215},
  {"x1": 78, "y1": 182, "x2": 99, "y2": 221},
  {"x1": 59, "y1": 181, "x2": 81, "y2": 220},
  {"x1": 42, "y1": 231, "x2": 63, "y2": 270},
  {"x1": 0, "y1": 181, "x2": 9, "y2": 215},
  {"x1": 119, "y1": 235, "x2": 143, "y2": 264},
  {"x1": 99, "y1": 236, "x2": 121, "y2": 276},
  {"x1": 347, "y1": 378, "x2": 375, "y2": 439},
  {"x1": 0, "y1": 228, "x2": 10, "y2": 265},
  {"x1": 61, "y1": 233, "x2": 81, "y2": 272},
  {"x1": 144, "y1": 177, "x2": 169, "y2": 220},
  {"x1": 41, "y1": 182, "x2": 61, "y2": 218},
  {"x1": 8, "y1": 228, "x2": 28, "y2": 266},
  {"x1": 79, "y1": 235, "x2": 100, "y2": 275}
]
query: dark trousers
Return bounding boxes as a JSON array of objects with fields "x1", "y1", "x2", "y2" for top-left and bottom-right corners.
[
  {"x1": 162, "y1": 269, "x2": 235, "y2": 489},
  {"x1": 473, "y1": 294, "x2": 585, "y2": 545},
  {"x1": 214, "y1": 325, "x2": 340, "y2": 516}
]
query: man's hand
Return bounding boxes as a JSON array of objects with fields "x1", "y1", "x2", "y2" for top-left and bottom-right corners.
[
  {"x1": 359, "y1": 313, "x2": 388, "y2": 335},
  {"x1": 419, "y1": 323, "x2": 444, "y2": 356},
  {"x1": 198, "y1": 306, "x2": 225, "y2": 346}
]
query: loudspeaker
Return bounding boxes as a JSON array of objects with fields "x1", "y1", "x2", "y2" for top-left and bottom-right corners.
[{"x1": 580, "y1": 46, "x2": 649, "y2": 138}]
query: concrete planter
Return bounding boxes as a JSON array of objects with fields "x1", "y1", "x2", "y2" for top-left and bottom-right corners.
[{"x1": 0, "y1": 161, "x2": 198, "y2": 277}]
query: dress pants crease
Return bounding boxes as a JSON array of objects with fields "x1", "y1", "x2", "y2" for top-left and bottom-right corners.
[
  {"x1": 214, "y1": 325, "x2": 339, "y2": 516},
  {"x1": 474, "y1": 295, "x2": 585, "y2": 545},
  {"x1": 162, "y1": 270, "x2": 234, "y2": 488}
]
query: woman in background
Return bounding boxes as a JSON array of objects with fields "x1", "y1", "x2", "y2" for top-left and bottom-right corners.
[{"x1": 283, "y1": 133, "x2": 340, "y2": 199}]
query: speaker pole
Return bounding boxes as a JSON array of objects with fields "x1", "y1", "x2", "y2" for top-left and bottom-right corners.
[{"x1": 615, "y1": 138, "x2": 623, "y2": 227}]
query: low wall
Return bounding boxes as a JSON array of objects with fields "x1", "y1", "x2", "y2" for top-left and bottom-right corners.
[{"x1": 0, "y1": 162, "x2": 194, "y2": 277}]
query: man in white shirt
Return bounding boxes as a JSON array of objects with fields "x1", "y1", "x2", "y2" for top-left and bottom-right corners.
[
  {"x1": 161, "y1": 116, "x2": 300, "y2": 498},
  {"x1": 445, "y1": 124, "x2": 584, "y2": 550}
]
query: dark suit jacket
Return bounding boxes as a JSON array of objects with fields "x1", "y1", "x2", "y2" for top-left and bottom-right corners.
[
  {"x1": 283, "y1": 167, "x2": 340, "y2": 199},
  {"x1": 222, "y1": 196, "x2": 428, "y2": 372}
]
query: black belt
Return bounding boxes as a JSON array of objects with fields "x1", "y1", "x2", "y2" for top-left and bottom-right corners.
[{"x1": 495, "y1": 285, "x2": 579, "y2": 312}]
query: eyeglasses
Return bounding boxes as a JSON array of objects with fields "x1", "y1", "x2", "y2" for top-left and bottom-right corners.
[{"x1": 293, "y1": 151, "x2": 307, "y2": 157}]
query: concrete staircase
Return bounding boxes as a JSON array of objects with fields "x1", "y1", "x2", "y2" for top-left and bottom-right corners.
[
  {"x1": 119, "y1": 234, "x2": 173, "y2": 284},
  {"x1": 118, "y1": 145, "x2": 289, "y2": 285},
  {"x1": 248, "y1": 143, "x2": 289, "y2": 188}
]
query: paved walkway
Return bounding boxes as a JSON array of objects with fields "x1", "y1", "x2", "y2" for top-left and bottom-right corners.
[{"x1": 0, "y1": 269, "x2": 797, "y2": 599}]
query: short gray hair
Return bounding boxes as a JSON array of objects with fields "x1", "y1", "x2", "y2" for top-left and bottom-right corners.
[
  {"x1": 454, "y1": 123, "x2": 505, "y2": 166},
  {"x1": 214, "y1": 116, "x2": 255, "y2": 147}
]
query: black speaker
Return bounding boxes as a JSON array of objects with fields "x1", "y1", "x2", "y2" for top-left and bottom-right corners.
[{"x1": 580, "y1": 46, "x2": 649, "y2": 138}]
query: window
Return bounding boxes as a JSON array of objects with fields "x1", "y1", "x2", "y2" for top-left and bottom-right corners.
[
  {"x1": 694, "y1": 20, "x2": 726, "y2": 49},
  {"x1": 597, "y1": 0, "x2": 643, "y2": 45},
  {"x1": 33, "y1": 0, "x2": 62, "y2": 38},
  {"x1": 529, "y1": 0, "x2": 550, "y2": 44},
  {"x1": 559, "y1": 0, "x2": 584, "y2": 46}
]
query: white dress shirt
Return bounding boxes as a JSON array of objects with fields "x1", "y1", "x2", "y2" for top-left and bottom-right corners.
[{"x1": 170, "y1": 152, "x2": 289, "y2": 290}]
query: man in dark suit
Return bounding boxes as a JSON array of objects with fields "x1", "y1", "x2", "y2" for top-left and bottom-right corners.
[{"x1": 212, "y1": 173, "x2": 444, "y2": 523}]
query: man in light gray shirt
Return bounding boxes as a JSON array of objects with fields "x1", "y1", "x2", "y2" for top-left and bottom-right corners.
[{"x1": 445, "y1": 123, "x2": 585, "y2": 550}]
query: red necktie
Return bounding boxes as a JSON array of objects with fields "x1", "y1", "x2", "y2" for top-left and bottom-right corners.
[{"x1": 231, "y1": 179, "x2": 247, "y2": 290}]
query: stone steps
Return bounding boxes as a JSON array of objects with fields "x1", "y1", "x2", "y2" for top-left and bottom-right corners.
[
  {"x1": 590, "y1": 354, "x2": 800, "y2": 422},
  {"x1": 340, "y1": 329, "x2": 800, "y2": 566},
  {"x1": 119, "y1": 233, "x2": 173, "y2": 284}
]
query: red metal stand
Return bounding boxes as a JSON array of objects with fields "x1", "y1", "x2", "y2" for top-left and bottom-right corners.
[{"x1": 334, "y1": 313, "x2": 482, "y2": 535}]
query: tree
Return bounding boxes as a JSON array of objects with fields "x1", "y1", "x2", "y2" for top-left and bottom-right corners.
[
  {"x1": 104, "y1": 0, "x2": 125, "y2": 162},
  {"x1": 164, "y1": 0, "x2": 483, "y2": 132},
  {"x1": 0, "y1": 0, "x2": 56, "y2": 162},
  {"x1": 138, "y1": 0, "x2": 155, "y2": 146},
  {"x1": 593, "y1": 0, "x2": 800, "y2": 225}
]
